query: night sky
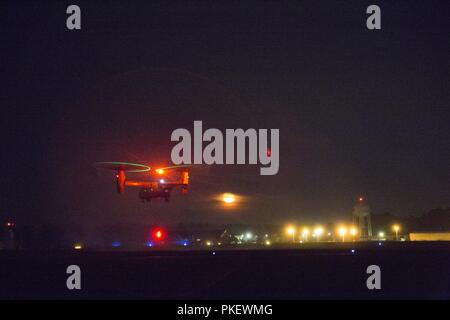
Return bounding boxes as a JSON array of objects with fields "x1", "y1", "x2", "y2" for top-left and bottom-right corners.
[{"x1": 1, "y1": 1, "x2": 449, "y2": 227}]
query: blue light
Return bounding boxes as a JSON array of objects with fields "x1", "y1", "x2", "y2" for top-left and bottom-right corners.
[
  {"x1": 176, "y1": 239, "x2": 190, "y2": 247},
  {"x1": 112, "y1": 241, "x2": 121, "y2": 248},
  {"x1": 145, "y1": 241, "x2": 154, "y2": 247}
]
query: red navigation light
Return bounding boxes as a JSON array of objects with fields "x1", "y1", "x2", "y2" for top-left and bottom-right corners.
[
  {"x1": 267, "y1": 147, "x2": 271, "y2": 157},
  {"x1": 152, "y1": 227, "x2": 166, "y2": 241},
  {"x1": 4, "y1": 221, "x2": 15, "y2": 230}
]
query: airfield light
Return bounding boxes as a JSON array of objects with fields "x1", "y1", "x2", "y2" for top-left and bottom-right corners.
[
  {"x1": 349, "y1": 226, "x2": 358, "y2": 241},
  {"x1": 152, "y1": 227, "x2": 166, "y2": 242},
  {"x1": 206, "y1": 241, "x2": 212, "y2": 246},
  {"x1": 286, "y1": 226, "x2": 296, "y2": 242},
  {"x1": 302, "y1": 227, "x2": 310, "y2": 242},
  {"x1": 4, "y1": 221, "x2": 15, "y2": 230},
  {"x1": 378, "y1": 231, "x2": 385, "y2": 239},
  {"x1": 159, "y1": 179, "x2": 165, "y2": 184},
  {"x1": 222, "y1": 193, "x2": 236, "y2": 204},
  {"x1": 392, "y1": 224, "x2": 400, "y2": 240},
  {"x1": 338, "y1": 227, "x2": 347, "y2": 242},
  {"x1": 313, "y1": 226, "x2": 324, "y2": 241},
  {"x1": 245, "y1": 232, "x2": 253, "y2": 240},
  {"x1": 156, "y1": 168, "x2": 165, "y2": 175},
  {"x1": 265, "y1": 240, "x2": 271, "y2": 246},
  {"x1": 74, "y1": 244, "x2": 83, "y2": 250},
  {"x1": 112, "y1": 241, "x2": 121, "y2": 248},
  {"x1": 358, "y1": 197, "x2": 364, "y2": 202}
]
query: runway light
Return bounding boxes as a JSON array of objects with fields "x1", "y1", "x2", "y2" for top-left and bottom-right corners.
[
  {"x1": 205, "y1": 241, "x2": 212, "y2": 246},
  {"x1": 4, "y1": 221, "x2": 15, "y2": 230},
  {"x1": 145, "y1": 241, "x2": 154, "y2": 247},
  {"x1": 302, "y1": 227, "x2": 310, "y2": 241},
  {"x1": 265, "y1": 240, "x2": 271, "y2": 246},
  {"x1": 245, "y1": 232, "x2": 253, "y2": 240},
  {"x1": 286, "y1": 226, "x2": 296, "y2": 242},
  {"x1": 313, "y1": 226, "x2": 324, "y2": 241},
  {"x1": 74, "y1": 244, "x2": 83, "y2": 250},
  {"x1": 152, "y1": 227, "x2": 166, "y2": 242},
  {"x1": 112, "y1": 241, "x2": 121, "y2": 248},
  {"x1": 286, "y1": 226, "x2": 295, "y2": 235},
  {"x1": 392, "y1": 224, "x2": 401, "y2": 241},
  {"x1": 338, "y1": 227, "x2": 347, "y2": 242},
  {"x1": 378, "y1": 231, "x2": 385, "y2": 238},
  {"x1": 351, "y1": 249, "x2": 356, "y2": 253},
  {"x1": 350, "y1": 227, "x2": 358, "y2": 241}
]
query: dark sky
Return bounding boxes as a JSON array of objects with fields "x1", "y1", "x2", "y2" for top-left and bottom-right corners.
[{"x1": 1, "y1": 1, "x2": 449, "y2": 227}]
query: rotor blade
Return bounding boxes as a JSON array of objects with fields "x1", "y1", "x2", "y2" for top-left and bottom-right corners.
[{"x1": 93, "y1": 161, "x2": 151, "y2": 172}]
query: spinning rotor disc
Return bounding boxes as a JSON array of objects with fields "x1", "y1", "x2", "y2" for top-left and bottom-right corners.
[{"x1": 94, "y1": 161, "x2": 151, "y2": 172}]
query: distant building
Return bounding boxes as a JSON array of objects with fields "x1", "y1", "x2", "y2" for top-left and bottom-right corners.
[
  {"x1": 409, "y1": 232, "x2": 450, "y2": 241},
  {"x1": 352, "y1": 197, "x2": 372, "y2": 240}
]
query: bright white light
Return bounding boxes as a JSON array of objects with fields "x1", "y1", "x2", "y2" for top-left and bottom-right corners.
[
  {"x1": 245, "y1": 232, "x2": 253, "y2": 240},
  {"x1": 338, "y1": 227, "x2": 347, "y2": 236},
  {"x1": 313, "y1": 226, "x2": 324, "y2": 237},
  {"x1": 302, "y1": 228, "x2": 310, "y2": 236},
  {"x1": 159, "y1": 179, "x2": 165, "y2": 184},
  {"x1": 286, "y1": 226, "x2": 295, "y2": 236}
]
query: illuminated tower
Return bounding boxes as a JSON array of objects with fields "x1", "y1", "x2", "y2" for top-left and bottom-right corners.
[{"x1": 352, "y1": 197, "x2": 372, "y2": 240}]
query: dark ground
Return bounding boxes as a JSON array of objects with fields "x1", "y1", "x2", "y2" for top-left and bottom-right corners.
[{"x1": 0, "y1": 242, "x2": 449, "y2": 300}]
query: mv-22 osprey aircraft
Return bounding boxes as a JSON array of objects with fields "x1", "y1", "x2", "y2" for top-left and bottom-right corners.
[{"x1": 94, "y1": 162, "x2": 190, "y2": 202}]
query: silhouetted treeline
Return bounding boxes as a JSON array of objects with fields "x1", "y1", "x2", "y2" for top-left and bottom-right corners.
[
  {"x1": 372, "y1": 207, "x2": 450, "y2": 233},
  {"x1": 2, "y1": 207, "x2": 449, "y2": 250}
]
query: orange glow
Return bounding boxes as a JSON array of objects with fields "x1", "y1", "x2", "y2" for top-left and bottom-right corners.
[
  {"x1": 222, "y1": 193, "x2": 235, "y2": 204},
  {"x1": 358, "y1": 197, "x2": 364, "y2": 202},
  {"x1": 214, "y1": 193, "x2": 244, "y2": 208},
  {"x1": 156, "y1": 168, "x2": 165, "y2": 175}
]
